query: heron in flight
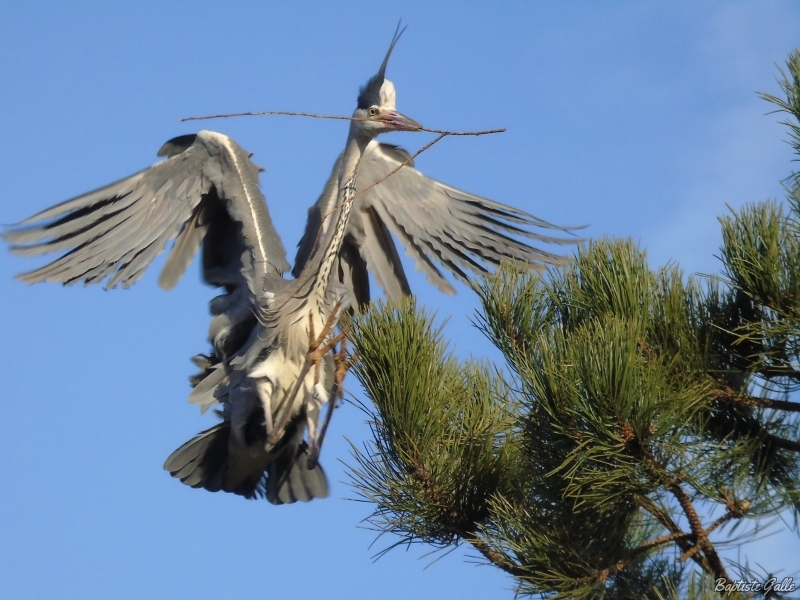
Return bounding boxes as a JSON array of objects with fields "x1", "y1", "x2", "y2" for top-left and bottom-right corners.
[{"x1": 4, "y1": 26, "x2": 576, "y2": 504}]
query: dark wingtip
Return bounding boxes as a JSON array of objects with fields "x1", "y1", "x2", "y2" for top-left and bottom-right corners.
[
  {"x1": 157, "y1": 134, "x2": 198, "y2": 157},
  {"x1": 357, "y1": 20, "x2": 406, "y2": 109}
]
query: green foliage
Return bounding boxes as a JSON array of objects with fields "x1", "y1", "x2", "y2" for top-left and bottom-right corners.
[
  {"x1": 345, "y1": 300, "x2": 516, "y2": 550},
  {"x1": 344, "y1": 51, "x2": 800, "y2": 598}
]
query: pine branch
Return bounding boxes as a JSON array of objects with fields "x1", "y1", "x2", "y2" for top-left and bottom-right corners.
[
  {"x1": 768, "y1": 435, "x2": 800, "y2": 452},
  {"x1": 675, "y1": 505, "x2": 750, "y2": 566},
  {"x1": 403, "y1": 448, "x2": 527, "y2": 578},
  {"x1": 709, "y1": 394, "x2": 800, "y2": 454},
  {"x1": 754, "y1": 365, "x2": 800, "y2": 381},
  {"x1": 634, "y1": 494, "x2": 712, "y2": 574},
  {"x1": 466, "y1": 536, "x2": 527, "y2": 579},
  {"x1": 577, "y1": 531, "x2": 692, "y2": 585},
  {"x1": 713, "y1": 388, "x2": 800, "y2": 413},
  {"x1": 668, "y1": 482, "x2": 729, "y2": 581}
]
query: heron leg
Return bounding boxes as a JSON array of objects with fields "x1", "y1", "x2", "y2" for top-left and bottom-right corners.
[
  {"x1": 266, "y1": 303, "x2": 344, "y2": 446},
  {"x1": 307, "y1": 339, "x2": 353, "y2": 469},
  {"x1": 306, "y1": 401, "x2": 320, "y2": 454},
  {"x1": 259, "y1": 381, "x2": 275, "y2": 437}
]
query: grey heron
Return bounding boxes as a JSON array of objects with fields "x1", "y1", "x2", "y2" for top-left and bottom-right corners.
[{"x1": 4, "y1": 26, "x2": 576, "y2": 504}]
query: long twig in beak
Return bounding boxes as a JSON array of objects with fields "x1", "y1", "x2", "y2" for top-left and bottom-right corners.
[{"x1": 179, "y1": 109, "x2": 504, "y2": 137}]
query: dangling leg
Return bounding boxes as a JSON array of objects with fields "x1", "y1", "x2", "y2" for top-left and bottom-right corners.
[
  {"x1": 256, "y1": 379, "x2": 276, "y2": 441},
  {"x1": 305, "y1": 399, "x2": 321, "y2": 454},
  {"x1": 268, "y1": 303, "x2": 344, "y2": 446},
  {"x1": 307, "y1": 339, "x2": 353, "y2": 469}
]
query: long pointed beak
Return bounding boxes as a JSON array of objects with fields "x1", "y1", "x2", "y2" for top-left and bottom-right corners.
[{"x1": 380, "y1": 110, "x2": 422, "y2": 131}]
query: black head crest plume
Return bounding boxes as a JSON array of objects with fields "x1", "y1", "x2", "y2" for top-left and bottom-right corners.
[{"x1": 357, "y1": 21, "x2": 406, "y2": 109}]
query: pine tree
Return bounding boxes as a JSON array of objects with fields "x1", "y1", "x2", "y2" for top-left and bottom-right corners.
[{"x1": 343, "y1": 51, "x2": 800, "y2": 599}]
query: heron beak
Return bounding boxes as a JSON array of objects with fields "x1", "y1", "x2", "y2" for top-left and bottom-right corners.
[{"x1": 379, "y1": 110, "x2": 422, "y2": 131}]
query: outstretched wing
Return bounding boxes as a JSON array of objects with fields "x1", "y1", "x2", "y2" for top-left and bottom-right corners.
[
  {"x1": 4, "y1": 130, "x2": 289, "y2": 292},
  {"x1": 293, "y1": 140, "x2": 580, "y2": 300}
]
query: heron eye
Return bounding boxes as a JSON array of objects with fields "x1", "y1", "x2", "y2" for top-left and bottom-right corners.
[{"x1": 368, "y1": 107, "x2": 378, "y2": 116}]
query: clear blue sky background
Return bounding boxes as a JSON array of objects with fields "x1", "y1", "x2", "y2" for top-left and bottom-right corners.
[{"x1": 2, "y1": 2, "x2": 799, "y2": 598}]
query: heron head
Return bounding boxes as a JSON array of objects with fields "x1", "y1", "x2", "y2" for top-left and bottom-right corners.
[{"x1": 353, "y1": 23, "x2": 422, "y2": 135}]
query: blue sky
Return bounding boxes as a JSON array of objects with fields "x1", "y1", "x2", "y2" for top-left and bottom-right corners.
[{"x1": 2, "y1": 2, "x2": 799, "y2": 598}]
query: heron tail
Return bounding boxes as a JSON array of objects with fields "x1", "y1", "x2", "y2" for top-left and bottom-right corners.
[
  {"x1": 263, "y1": 440, "x2": 329, "y2": 505},
  {"x1": 164, "y1": 421, "x2": 329, "y2": 504},
  {"x1": 163, "y1": 422, "x2": 263, "y2": 499},
  {"x1": 163, "y1": 422, "x2": 235, "y2": 493}
]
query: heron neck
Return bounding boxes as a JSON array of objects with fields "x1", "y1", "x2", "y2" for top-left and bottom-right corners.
[
  {"x1": 311, "y1": 130, "x2": 370, "y2": 297},
  {"x1": 337, "y1": 130, "x2": 370, "y2": 188}
]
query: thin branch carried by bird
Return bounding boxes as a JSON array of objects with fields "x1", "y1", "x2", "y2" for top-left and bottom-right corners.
[
  {"x1": 179, "y1": 109, "x2": 505, "y2": 137},
  {"x1": 194, "y1": 109, "x2": 505, "y2": 272}
]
